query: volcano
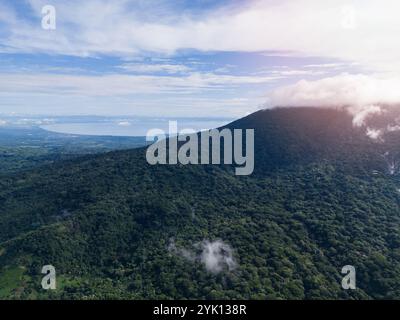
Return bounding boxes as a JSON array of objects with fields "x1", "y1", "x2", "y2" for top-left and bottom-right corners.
[{"x1": 0, "y1": 107, "x2": 400, "y2": 300}]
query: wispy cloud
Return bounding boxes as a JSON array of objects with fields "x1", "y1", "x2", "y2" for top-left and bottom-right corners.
[
  {"x1": 0, "y1": 72, "x2": 280, "y2": 96},
  {"x1": 303, "y1": 63, "x2": 354, "y2": 69},
  {"x1": 270, "y1": 69, "x2": 327, "y2": 77},
  {"x1": 1, "y1": 0, "x2": 399, "y2": 119},
  {"x1": 0, "y1": 70, "x2": 269, "y2": 117},
  {"x1": 118, "y1": 63, "x2": 192, "y2": 74},
  {"x1": 1, "y1": 0, "x2": 400, "y2": 72},
  {"x1": 168, "y1": 238, "x2": 237, "y2": 274}
]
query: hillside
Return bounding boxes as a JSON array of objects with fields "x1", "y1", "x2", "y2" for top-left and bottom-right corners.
[{"x1": 0, "y1": 107, "x2": 400, "y2": 299}]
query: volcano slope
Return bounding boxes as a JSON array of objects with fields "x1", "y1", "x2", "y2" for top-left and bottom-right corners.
[{"x1": 0, "y1": 107, "x2": 399, "y2": 299}]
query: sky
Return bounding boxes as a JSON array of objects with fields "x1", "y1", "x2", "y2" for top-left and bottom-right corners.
[{"x1": 0, "y1": 0, "x2": 399, "y2": 118}]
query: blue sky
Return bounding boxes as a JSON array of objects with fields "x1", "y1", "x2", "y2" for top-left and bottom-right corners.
[{"x1": 0, "y1": 0, "x2": 398, "y2": 118}]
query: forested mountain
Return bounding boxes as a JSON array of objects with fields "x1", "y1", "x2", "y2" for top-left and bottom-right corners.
[{"x1": 1, "y1": 107, "x2": 400, "y2": 299}]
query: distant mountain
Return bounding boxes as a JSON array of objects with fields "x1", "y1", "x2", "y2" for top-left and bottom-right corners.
[{"x1": 0, "y1": 107, "x2": 399, "y2": 299}]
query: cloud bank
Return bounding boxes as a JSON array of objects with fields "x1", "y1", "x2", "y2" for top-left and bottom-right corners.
[
  {"x1": 267, "y1": 74, "x2": 400, "y2": 141},
  {"x1": 268, "y1": 74, "x2": 400, "y2": 109}
]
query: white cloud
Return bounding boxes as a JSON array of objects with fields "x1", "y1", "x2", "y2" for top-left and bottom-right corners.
[
  {"x1": 117, "y1": 121, "x2": 131, "y2": 126},
  {"x1": 351, "y1": 104, "x2": 383, "y2": 127},
  {"x1": 0, "y1": 72, "x2": 278, "y2": 96},
  {"x1": 0, "y1": 69, "x2": 274, "y2": 117},
  {"x1": 119, "y1": 63, "x2": 191, "y2": 74},
  {"x1": 168, "y1": 239, "x2": 237, "y2": 274},
  {"x1": 3, "y1": 1, "x2": 400, "y2": 118},
  {"x1": 387, "y1": 124, "x2": 400, "y2": 132},
  {"x1": 168, "y1": 239, "x2": 196, "y2": 262},
  {"x1": 303, "y1": 63, "x2": 352, "y2": 69},
  {"x1": 267, "y1": 73, "x2": 400, "y2": 140},
  {"x1": 200, "y1": 240, "x2": 236, "y2": 274},
  {"x1": 0, "y1": 0, "x2": 398, "y2": 72},
  {"x1": 270, "y1": 69, "x2": 327, "y2": 77},
  {"x1": 268, "y1": 74, "x2": 400, "y2": 108},
  {"x1": 366, "y1": 127, "x2": 384, "y2": 141}
]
